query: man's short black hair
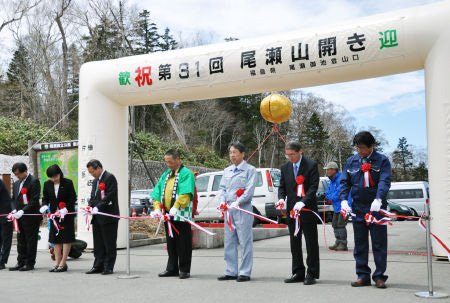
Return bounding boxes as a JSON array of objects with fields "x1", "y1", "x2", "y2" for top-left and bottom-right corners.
[
  {"x1": 353, "y1": 131, "x2": 376, "y2": 148},
  {"x1": 229, "y1": 141, "x2": 246, "y2": 153},
  {"x1": 46, "y1": 164, "x2": 64, "y2": 178},
  {"x1": 285, "y1": 141, "x2": 302, "y2": 152},
  {"x1": 165, "y1": 149, "x2": 180, "y2": 159},
  {"x1": 86, "y1": 159, "x2": 103, "y2": 169},
  {"x1": 12, "y1": 162, "x2": 27, "y2": 173}
]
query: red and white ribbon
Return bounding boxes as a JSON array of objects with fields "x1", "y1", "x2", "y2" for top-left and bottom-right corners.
[
  {"x1": 47, "y1": 211, "x2": 64, "y2": 236},
  {"x1": 296, "y1": 176, "x2": 305, "y2": 197},
  {"x1": 175, "y1": 215, "x2": 217, "y2": 237},
  {"x1": 361, "y1": 163, "x2": 375, "y2": 188},
  {"x1": 81, "y1": 206, "x2": 92, "y2": 231},
  {"x1": 418, "y1": 216, "x2": 450, "y2": 261},
  {"x1": 218, "y1": 203, "x2": 234, "y2": 231},
  {"x1": 290, "y1": 209, "x2": 300, "y2": 236},
  {"x1": 340, "y1": 208, "x2": 350, "y2": 220},
  {"x1": 229, "y1": 205, "x2": 278, "y2": 224},
  {"x1": 364, "y1": 212, "x2": 392, "y2": 226},
  {"x1": 7, "y1": 211, "x2": 20, "y2": 233},
  {"x1": 275, "y1": 201, "x2": 286, "y2": 216},
  {"x1": 21, "y1": 188, "x2": 28, "y2": 205}
]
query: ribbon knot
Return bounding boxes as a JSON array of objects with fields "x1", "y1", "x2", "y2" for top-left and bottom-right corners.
[
  {"x1": 7, "y1": 212, "x2": 20, "y2": 233},
  {"x1": 290, "y1": 209, "x2": 301, "y2": 237},
  {"x1": 275, "y1": 201, "x2": 286, "y2": 216}
]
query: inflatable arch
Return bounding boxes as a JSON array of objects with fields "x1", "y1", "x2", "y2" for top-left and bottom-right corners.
[{"x1": 78, "y1": 1, "x2": 450, "y2": 257}]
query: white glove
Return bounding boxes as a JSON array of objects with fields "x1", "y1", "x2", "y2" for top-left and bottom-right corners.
[
  {"x1": 150, "y1": 209, "x2": 162, "y2": 218},
  {"x1": 370, "y1": 199, "x2": 382, "y2": 212},
  {"x1": 92, "y1": 207, "x2": 99, "y2": 214},
  {"x1": 293, "y1": 202, "x2": 305, "y2": 211},
  {"x1": 169, "y1": 207, "x2": 179, "y2": 217},
  {"x1": 341, "y1": 200, "x2": 351, "y2": 212},
  {"x1": 39, "y1": 205, "x2": 48, "y2": 214},
  {"x1": 59, "y1": 207, "x2": 68, "y2": 219},
  {"x1": 275, "y1": 199, "x2": 285, "y2": 207},
  {"x1": 230, "y1": 201, "x2": 240, "y2": 209},
  {"x1": 14, "y1": 210, "x2": 24, "y2": 219}
]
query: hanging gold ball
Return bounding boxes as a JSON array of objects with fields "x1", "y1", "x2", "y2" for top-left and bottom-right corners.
[{"x1": 260, "y1": 93, "x2": 292, "y2": 124}]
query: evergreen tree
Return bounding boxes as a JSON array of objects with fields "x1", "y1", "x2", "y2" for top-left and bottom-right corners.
[
  {"x1": 160, "y1": 27, "x2": 178, "y2": 51},
  {"x1": 412, "y1": 161, "x2": 428, "y2": 181},
  {"x1": 392, "y1": 137, "x2": 414, "y2": 181},
  {"x1": 301, "y1": 112, "x2": 329, "y2": 165},
  {"x1": 134, "y1": 10, "x2": 159, "y2": 54}
]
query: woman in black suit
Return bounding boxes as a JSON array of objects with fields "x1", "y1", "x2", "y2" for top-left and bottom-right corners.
[{"x1": 40, "y1": 164, "x2": 76, "y2": 272}]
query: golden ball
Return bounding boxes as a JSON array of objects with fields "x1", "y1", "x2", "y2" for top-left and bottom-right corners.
[{"x1": 260, "y1": 94, "x2": 292, "y2": 124}]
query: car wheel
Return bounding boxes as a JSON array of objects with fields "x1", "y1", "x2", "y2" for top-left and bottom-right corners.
[{"x1": 252, "y1": 206, "x2": 261, "y2": 227}]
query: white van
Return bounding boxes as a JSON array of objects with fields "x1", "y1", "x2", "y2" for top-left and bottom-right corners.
[
  {"x1": 387, "y1": 181, "x2": 429, "y2": 216},
  {"x1": 195, "y1": 168, "x2": 280, "y2": 224}
]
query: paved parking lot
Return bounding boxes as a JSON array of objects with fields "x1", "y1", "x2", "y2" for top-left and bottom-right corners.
[{"x1": 1, "y1": 221, "x2": 449, "y2": 303}]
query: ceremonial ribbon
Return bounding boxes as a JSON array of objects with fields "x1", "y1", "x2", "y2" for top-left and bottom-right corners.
[
  {"x1": 275, "y1": 201, "x2": 286, "y2": 216},
  {"x1": 7, "y1": 211, "x2": 19, "y2": 233},
  {"x1": 159, "y1": 203, "x2": 179, "y2": 238},
  {"x1": 361, "y1": 163, "x2": 375, "y2": 188},
  {"x1": 340, "y1": 208, "x2": 350, "y2": 220},
  {"x1": 21, "y1": 187, "x2": 28, "y2": 205},
  {"x1": 47, "y1": 211, "x2": 65, "y2": 236},
  {"x1": 229, "y1": 205, "x2": 278, "y2": 224},
  {"x1": 81, "y1": 206, "x2": 93, "y2": 231},
  {"x1": 176, "y1": 215, "x2": 217, "y2": 237},
  {"x1": 218, "y1": 203, "x2": 234, "y2": 231},
  {"x1": 290, "y1": 209, "x2": 300, "y2": 236},
  {"x1": 364, "y1": 212, "x2": 392, "y2": 226},
  {"x1": 296, "y1": 176, "x2": 305, "y2": 197},
  {"x1": 418, "y1": 215, "x2": 450, "y2": 261}
]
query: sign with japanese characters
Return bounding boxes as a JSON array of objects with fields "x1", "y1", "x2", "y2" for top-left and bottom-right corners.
[{"x1": 115, "y1": 19, "x2": 403, "y2": 95}]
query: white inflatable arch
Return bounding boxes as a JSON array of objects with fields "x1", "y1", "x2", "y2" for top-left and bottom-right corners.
[{"x1": 78, "y1": 1, "x2": 450, "y2": 257}]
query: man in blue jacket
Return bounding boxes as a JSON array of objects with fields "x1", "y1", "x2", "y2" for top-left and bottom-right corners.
[
  {"x1": 324, "y1": 162, "x2": 351, "y2": 251},
  {"x1": 340, "y1": 131, "x2": 391, "y2": 289}
]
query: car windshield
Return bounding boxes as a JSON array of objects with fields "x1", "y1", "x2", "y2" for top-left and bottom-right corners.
[{"x1": 270, "y1": 170, "x2": 281, "y2": 187}]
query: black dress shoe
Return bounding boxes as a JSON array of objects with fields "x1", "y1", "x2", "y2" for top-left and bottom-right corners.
[
  {"x1": 218, "y1": 275, "x2": 238, "y2": 281},
  {"x1": 49, "y1": 266, "x2": 58, "y2": 272},
  {"x1": 55, "y1": 265, "x2": 68, "y2": 272},
  {"x1": 237, "y1": 275, "x2": 251, "y2": 282},
  {"x1": 304, "y1": 276, "x2": 316, "y2": 285},
  {"x1": 86, "y1": 267, "x2": 103, "y2": 274},
  {"x1": 9, "y1": 264, "x2": 24, "y2": 271},
  {"x1": 0, "y1": 263, "x2": 5, "y2": 270},
  {"x1": 19, "y1": 265, "x2": 34, "y2": 271},
  {"x1": 158, "y1": 270, "x2": 179, "y2": 277},
  {"x1": 284, "y1": 273, "x2": 304, "y2": 283},
  {"x1": 179, "y1": 272, "x2": 190, "y2": 279},
  {"x1": 102, "y1": 269, "x2": 113, "y2": 275}
]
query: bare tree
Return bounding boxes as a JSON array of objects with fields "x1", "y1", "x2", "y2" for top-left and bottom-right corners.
[{"x1": 0, "y1": 0, "x2": 41, "y2": 33}]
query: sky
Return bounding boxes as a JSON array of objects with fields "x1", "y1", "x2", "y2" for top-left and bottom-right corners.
[
  {"x1": 0, "y1": 0, "x2": 440, "y2": 153},
  {"x1": 130, "y1": 0, "x2": 438, "y2": 153}
]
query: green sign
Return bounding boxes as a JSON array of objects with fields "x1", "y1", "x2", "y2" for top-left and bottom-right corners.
[{"x1": 39, "y1": 149, "x2": 78, "y2": 195}]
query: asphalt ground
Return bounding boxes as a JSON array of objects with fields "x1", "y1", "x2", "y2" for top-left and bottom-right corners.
[{"x1": 1, "y1": 221, "x2": 449, "y2": 303}]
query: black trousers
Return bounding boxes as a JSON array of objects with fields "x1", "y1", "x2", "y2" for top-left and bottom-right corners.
[
  {"x1": 0, "y1": 222, "x2": 13, "y2": 264},
  {"x1": 92, "y1": 221, "x2": 118, "y2": 271},
  {"x1": 17, "y1": 221, "x2": 40, "y2": 267},
  {"x1": 287, "y1": 218, "x2": 320, "y2": 279},
  {"x1": 165, "y1": 220, "x2": 192, "y2": 274}
]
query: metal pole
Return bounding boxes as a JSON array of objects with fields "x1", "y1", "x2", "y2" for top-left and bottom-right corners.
[
  {"x1": 118, "y1": 105, "x2": 139, "y2": 279},
  {"x1": 414, "y1": 200, "x2": 447, "y2": 298}
]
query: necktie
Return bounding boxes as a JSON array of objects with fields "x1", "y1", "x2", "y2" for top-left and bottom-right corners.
[
  {"x1": 95, "y1": 179, "x2": 99, "y2": 195},
  {"x1": 234, "y1": 167, "x2": 238, "y2": 173},
  {"x1": 294, "y1": 163, "x2": 298, "y2": 177},
  {"x1": 362, "y1": 157, "x2": 368, "y2": 164}
]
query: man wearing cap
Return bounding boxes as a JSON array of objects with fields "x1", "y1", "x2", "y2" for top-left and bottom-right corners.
[{"x1": 324, "y1": 161, "x2": 352, "y2": 251}]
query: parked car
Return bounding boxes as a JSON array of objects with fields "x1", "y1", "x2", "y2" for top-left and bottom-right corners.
[
  {"x1": 387, "y1": 181, "x2": 429, "y2": 216},
  {"x1": 129, "y1": 189, "x2": 153, "y2": 216},
  {"x1": 195, "y1": 168, "x2": 281, "y2": 226},
  {"x1": 387, "y1": 200, "x2": 416, "y2": 221},
  {"x1": 265, "y1": 176, "x2": 333, "y2": 223}
]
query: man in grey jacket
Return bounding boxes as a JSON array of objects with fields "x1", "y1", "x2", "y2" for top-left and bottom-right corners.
[{"x1": 217, "y1": 142, "x2": 257, "y2": 282}]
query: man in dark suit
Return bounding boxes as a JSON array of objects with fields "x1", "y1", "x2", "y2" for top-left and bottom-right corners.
[
  {"x1": 278, "y1": 141, "x2": 320, "y2": 285},
  {"x1": 0, "y1": 179, "x2": 13, "y2": 270},
  {"x1": 9, "y1": 162, "x2": 42, "y2": 271},
  {"x1": 85, "y1": 159, "x2": 120, "y2": 275}
]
